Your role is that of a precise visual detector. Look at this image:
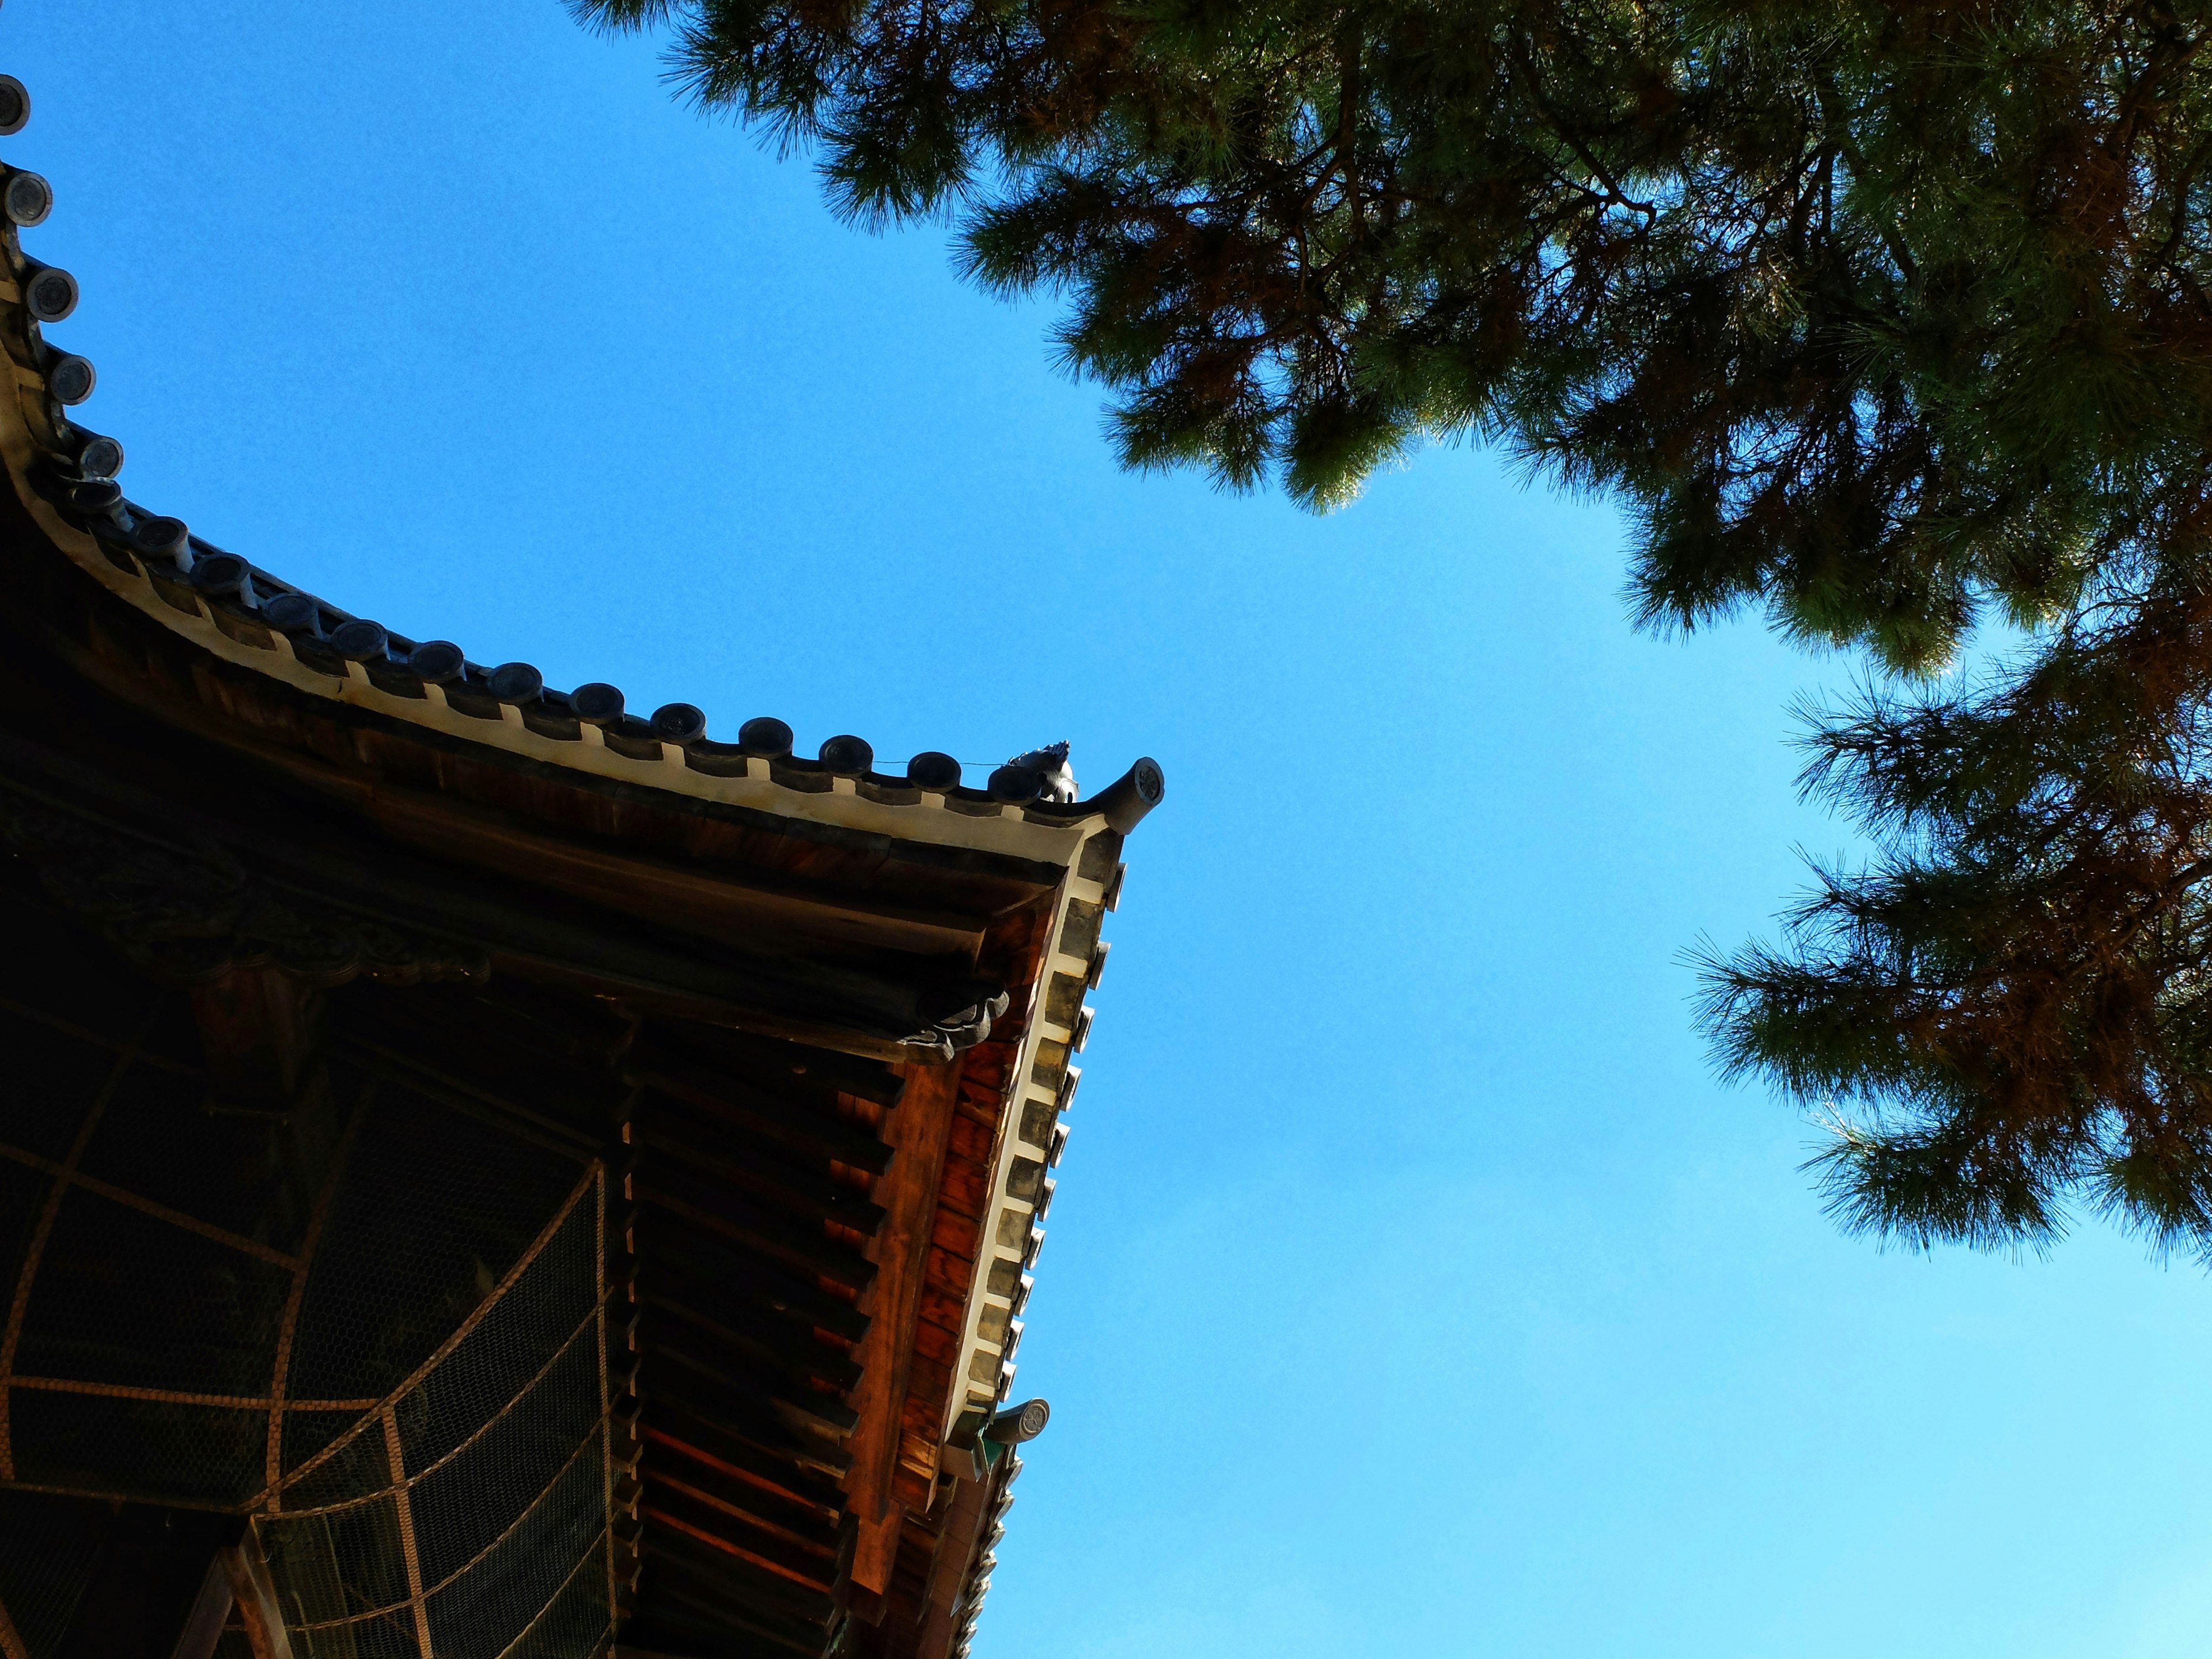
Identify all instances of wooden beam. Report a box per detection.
[626,1560,828,1656]
[166,1555,234,1659]
[647,1425,842,1528]
[350,779,995,963]
[641,1292,862,1393]
[639,1456,842,1561]
[647,1336,859,1442]
[646,1374,854,1481]
[643,1473,840,1586]
[628,1064,894,1175]
[639,1219,872,1343]
[641,1519,840,1622]
[0,728,1010,1065]
[632,1172,878,1294]
[188,966,325,1112]
[914,1475,991,1659]
[632,1122,887,1235]
[217,1534,295,1659]
[843,1056,964,1597]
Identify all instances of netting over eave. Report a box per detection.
[0,931,616,1659]
[254,1164,611,1659]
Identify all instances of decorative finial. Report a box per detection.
[1008,741,1075,802]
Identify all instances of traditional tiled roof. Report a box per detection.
[29,479,1161,842]
[0,69,1160,1658]
[0,73,1160,855]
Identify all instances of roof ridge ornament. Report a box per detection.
[1006,741,1075,803]
[943,1397,1050,1482]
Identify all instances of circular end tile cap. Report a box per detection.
[410,640,465,683]
[128,516,189,560]
[906,751,962,791]
[987,764,1043,804]
[651,702,707,744]
[330,619,390,662]
[4,169,51,228]
[24,264,75,323]
[819,734,873,776]
[262,593,321,636]
[571,681,624,724]
[48,354,93,406]
[738,717,793,759]
[0,78,30,138]
[69,479,121,516]
[74,434,123,480]
[488,662,544,703]
[190,553,250,597]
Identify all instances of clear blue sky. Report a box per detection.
[16,5,2212,1654]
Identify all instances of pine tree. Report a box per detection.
[1700,578,2212,1255]
[581,0,2212,671]
[581,0,2212,1250]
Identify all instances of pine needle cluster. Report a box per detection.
[579,0,2212,671]
[1703,578,2212,1255]
[578,0,2212,1252]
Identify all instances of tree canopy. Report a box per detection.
[580,0,2212,1255]
[1703,575,2212,1254]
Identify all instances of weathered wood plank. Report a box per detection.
[629,1066,893,1176]
[840,1057,963,1598]
[633,1168,877,1294]
[634,1120,887,1236]
[638,1219,870,1343]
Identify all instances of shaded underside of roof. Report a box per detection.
[0,78,1154,1659]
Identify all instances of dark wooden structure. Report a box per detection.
[0,72,1161,1659]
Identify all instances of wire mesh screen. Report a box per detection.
[257,1175,611,1658]
[0,1488,114,1656]
[0,971,615,1659]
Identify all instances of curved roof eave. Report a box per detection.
[0,112,1161,868]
